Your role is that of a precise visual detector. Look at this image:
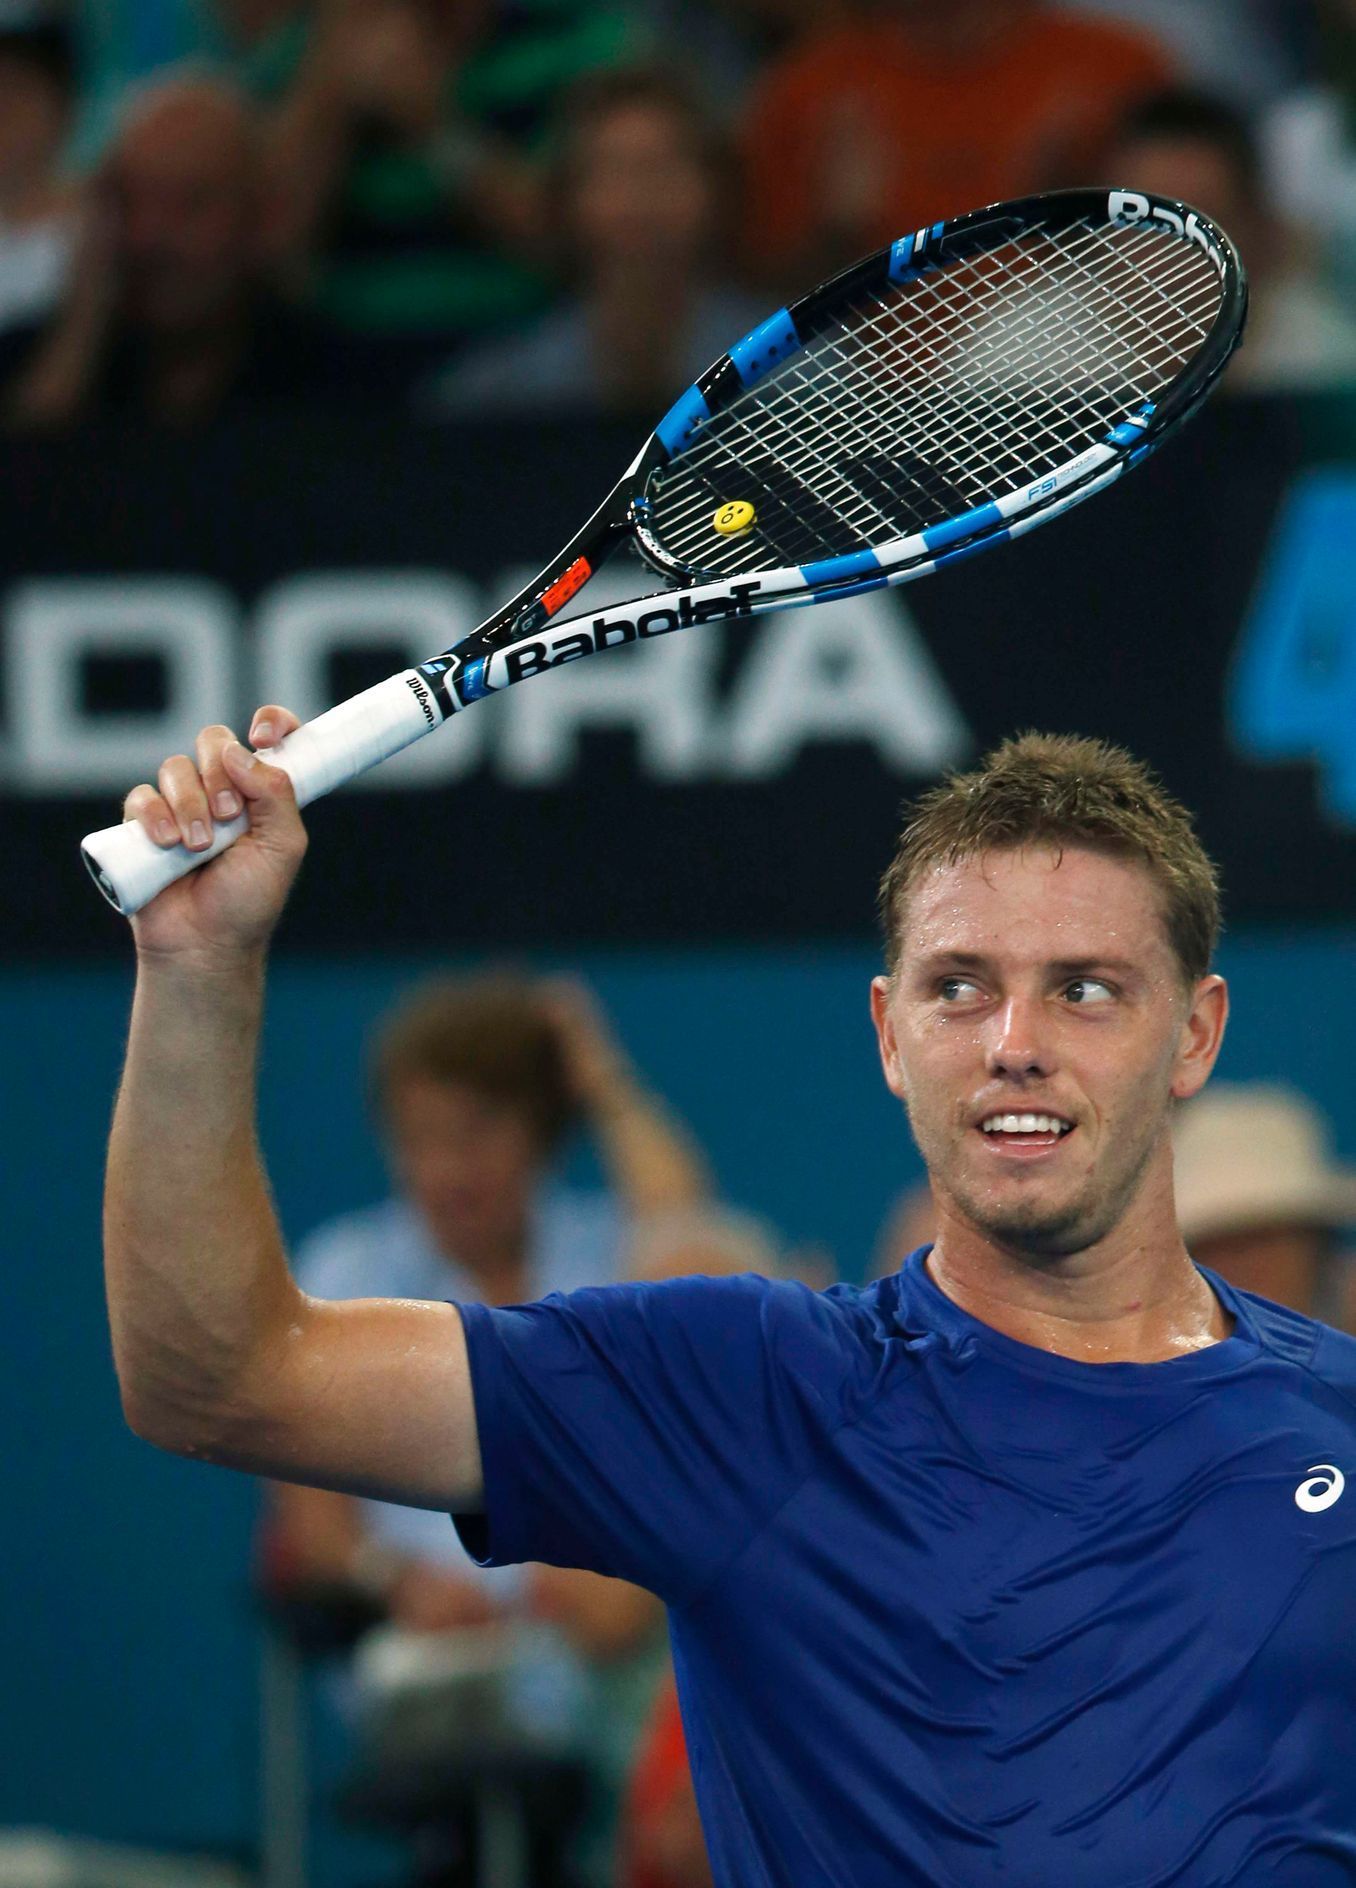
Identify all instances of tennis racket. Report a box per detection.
[83,186,1246,915]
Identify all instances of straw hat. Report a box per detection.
[1173,1084,1356,1243]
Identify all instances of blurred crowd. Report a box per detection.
[2,0,1356,429]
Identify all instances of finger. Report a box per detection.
[221,741,306,856]
[249,704,301,750]
[123,782,179,849]
[194,723,243,824]
[157,754,214,851]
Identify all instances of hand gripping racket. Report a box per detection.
[83,187,1246,914]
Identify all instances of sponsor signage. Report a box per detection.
[1,401,1352,955]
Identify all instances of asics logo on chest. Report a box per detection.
[1294,1464,1345,1513]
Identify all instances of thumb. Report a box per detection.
[222,740,302,843]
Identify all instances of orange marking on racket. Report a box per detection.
[541,556,593,616]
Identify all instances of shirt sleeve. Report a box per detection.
[452,1272,866,1609]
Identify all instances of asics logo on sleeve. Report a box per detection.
[1294,1464,1345,1513]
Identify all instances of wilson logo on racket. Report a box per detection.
[403,674,437,726]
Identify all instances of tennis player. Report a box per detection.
[107,716,1356,1886]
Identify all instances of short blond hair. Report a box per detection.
[878,732,1221,985]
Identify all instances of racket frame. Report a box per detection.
[424,189,1243,709]
[82,187,1246,915]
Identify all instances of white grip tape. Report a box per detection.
[81,670,440,915]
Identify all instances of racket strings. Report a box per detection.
[646,217,1223,577]
[657,222,1216,568]
[667,220,1218,554]
[843,231,1212,502]
[770,222,1213,500]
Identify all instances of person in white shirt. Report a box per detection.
[0,16,77,339]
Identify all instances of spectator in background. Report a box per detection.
[1264,0,1356,304]
[740,0,1171,291]
[631,0,851,111]
[5,74,358,427]
[1056,0,1304,110]
[619,1669,713,1888]
[1098,87,1356,393]
[66,0,224,163]
[268,972,710,1882]
[0,13,78,340]
[430,68,762,418]
[272,971,709,1613]
[268,0,640,378]
[212,0,310,102]
[1174,1083,1356,1326]
[629,1202,786,1282]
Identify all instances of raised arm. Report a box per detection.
[541,979,710,1222]
[105,710,482,1511]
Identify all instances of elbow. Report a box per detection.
[110,1289,306,1465]
[118,1378,218,1460]
[117,1366,262,1466]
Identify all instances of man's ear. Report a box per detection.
[1171,973,1228,1102]
[870,975,909,1102]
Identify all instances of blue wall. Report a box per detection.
[4,933,1354,1854]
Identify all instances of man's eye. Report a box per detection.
[1064,978,1114,1005]
[938,977,981,1001]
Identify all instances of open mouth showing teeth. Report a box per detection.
[978,1113,1075,1137]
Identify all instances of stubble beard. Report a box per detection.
[908,1097,1167,1262]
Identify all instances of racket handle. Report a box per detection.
[81,670,441,915]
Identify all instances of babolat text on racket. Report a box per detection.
[83,187,1246,914]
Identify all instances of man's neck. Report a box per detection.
[925,1211,1233,1364]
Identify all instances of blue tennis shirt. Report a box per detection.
[453,1250,1356,1885]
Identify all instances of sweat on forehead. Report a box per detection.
[877,733,1221,986]
[897,842,1179,975]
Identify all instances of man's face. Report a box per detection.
[384,1076,544,1269]
[571,102,713,276]
[871,846,1226,1260]
[109,104,257,333]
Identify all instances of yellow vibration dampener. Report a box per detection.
[713,500,757,536]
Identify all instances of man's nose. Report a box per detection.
[986,994,1055,1080]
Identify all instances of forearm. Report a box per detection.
[591,1079,710,1218]
[105,948,302,1453]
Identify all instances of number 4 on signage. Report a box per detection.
[1229,473,1356,823]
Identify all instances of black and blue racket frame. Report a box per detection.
[422,188,1246,717]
